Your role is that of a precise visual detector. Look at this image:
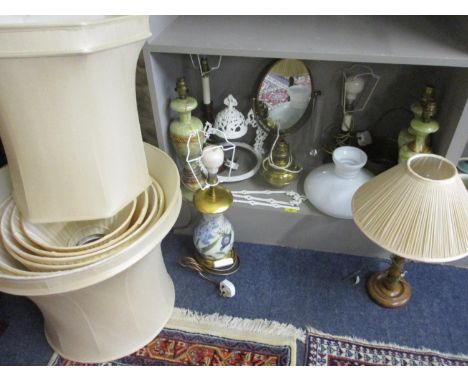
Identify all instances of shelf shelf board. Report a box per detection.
[147,16,468,67]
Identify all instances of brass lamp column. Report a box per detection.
[193,145,239,274]
[367,255,411,308]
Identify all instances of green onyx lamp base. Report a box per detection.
[181,186,195,203]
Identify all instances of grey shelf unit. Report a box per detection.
[144,15,468,265]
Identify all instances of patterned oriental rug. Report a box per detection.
[49,308,305,366]
[305,330,468,366]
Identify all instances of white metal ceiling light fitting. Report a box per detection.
[214,95,248,139]
[211,107,263,183]
[218,142,262,183]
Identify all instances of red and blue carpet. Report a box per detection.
[306,330,468,366]
[49,308,305,366]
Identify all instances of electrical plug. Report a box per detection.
[219,279,236,298]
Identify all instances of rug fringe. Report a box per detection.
[170,307,306,343]
[305,325,468,360]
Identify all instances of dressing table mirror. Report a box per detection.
[253,59,314,187]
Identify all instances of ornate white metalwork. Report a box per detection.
[232,189,307,211]
[214,95,247,139]
[246,108,268,156]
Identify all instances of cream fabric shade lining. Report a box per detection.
[352,154,468,263]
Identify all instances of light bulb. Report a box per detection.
[345,76,365,104]
[202,145,224,176]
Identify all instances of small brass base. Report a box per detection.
[260,160,300,187]
[195,249,240,276]
[260,135,300,187]
[367,271,412,308]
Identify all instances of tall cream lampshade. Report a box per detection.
[352,153,468,308]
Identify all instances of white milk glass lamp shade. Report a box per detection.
[304,146,372,219]
[352,154,468,263]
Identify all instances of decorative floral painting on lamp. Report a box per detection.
[194,213,234,261]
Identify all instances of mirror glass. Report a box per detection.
[257,59,312,133]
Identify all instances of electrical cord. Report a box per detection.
[179,256,219,285]
[369,107,412,133]
[324,107,413,155]
[179,256,237,297]
[341,258,393,285]
[263,126,303,174]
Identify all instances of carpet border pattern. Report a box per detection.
[305,329,468,366]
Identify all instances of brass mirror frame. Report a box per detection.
[252,59,315,137]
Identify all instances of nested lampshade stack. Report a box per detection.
[352,154,468,263]
[0,16,183,363]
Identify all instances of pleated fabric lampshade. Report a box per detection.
[352,154,468,263]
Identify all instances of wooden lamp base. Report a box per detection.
[367,255,412,308]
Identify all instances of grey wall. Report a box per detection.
[152,53,466,171]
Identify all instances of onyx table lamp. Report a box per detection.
[352,154,468,308]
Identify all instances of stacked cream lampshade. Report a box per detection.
[0,16,182,363]
[0,143,172,274]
